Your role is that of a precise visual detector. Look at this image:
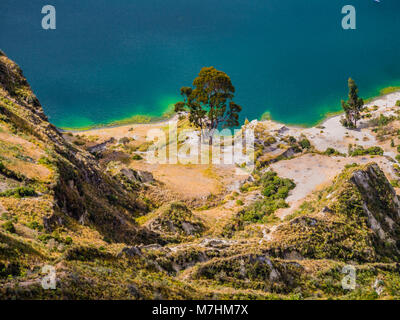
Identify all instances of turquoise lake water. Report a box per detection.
[1,0,400,128]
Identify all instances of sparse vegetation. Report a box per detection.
[0,186,36,198]
[2,51,400,300]
[324,147,345,157]
[299,138,311,150]
[132,154,143,160]
[223,171,295,233]
[369,114,396,127]
[348,145,384,157]
[2,221,16,233]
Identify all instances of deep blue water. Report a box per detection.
[1,0,400,128]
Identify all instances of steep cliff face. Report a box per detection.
[350,164,400,251]
[0,52,156,244]
[328,163,400,262]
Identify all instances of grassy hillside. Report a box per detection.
[1,52,400,300]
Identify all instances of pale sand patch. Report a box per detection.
[130,160,247,200]
[74,116,178,143]
[0,129,52,181]
[300,115,377,154]
[260,92,400,155]
[197,190,260,235]
[7,160,52,181]
[0,131,46,160]
[198,205,236,233]
[367,91,400,114]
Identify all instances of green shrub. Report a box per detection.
[265,136,277,145]
[27,221,43,231]
[396,100,400,107]
[345,163,359,169]
[299,138,311,149]
[64,245,113,262]
[2,221,16,233]
[369,114,395,127]
[0,187,36,198]
[259,171,295,199]
[234,171,296,224]
[64,236,73,245]
[324,148,345,157]
[390,180,400,188]
[236,199,243,206]
[132,154,143,160]
[37,157,52,166]
[349,145,384,157]
[37,234,56,243]
[288,136,297,144]
[340,118,354,129]
[107,194,118,204]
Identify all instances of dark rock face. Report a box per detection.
[137,171,155,183]
[351,164,400,236]
[88,138,116,153]
[42,214,64,232]
[118,246,142,258]
[322,206,333,214]
[145,202,205,242]
[127,284,142,299]
[120,168,154,184]
[201,238,235,249]
[350,164,400,258]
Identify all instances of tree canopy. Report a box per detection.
[341,78,364,128]
[174,67,242,143]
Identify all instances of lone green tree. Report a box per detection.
[341,78,364,128]
[174,67,242,144]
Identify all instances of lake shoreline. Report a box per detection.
[60,87,400,134]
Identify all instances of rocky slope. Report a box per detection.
[1,51,400,299]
